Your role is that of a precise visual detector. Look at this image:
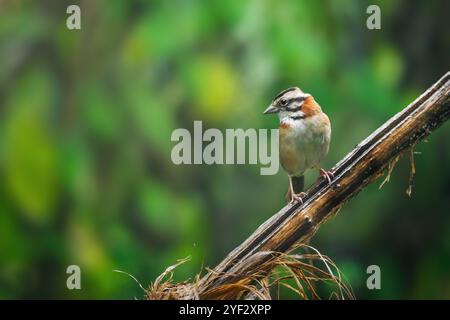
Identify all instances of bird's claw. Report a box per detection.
[320,168,334,185]
[290,192,307,204]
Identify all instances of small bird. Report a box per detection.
[264,87,332,203]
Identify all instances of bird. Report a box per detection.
[264,87,332,203]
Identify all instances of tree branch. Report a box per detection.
[193,72,450,299]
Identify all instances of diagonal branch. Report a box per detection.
[195,71,450,299]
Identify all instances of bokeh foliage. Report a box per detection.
[0,0,449,299]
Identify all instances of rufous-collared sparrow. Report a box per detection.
[264,87,332,203]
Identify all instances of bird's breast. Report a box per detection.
[279,114,331,176]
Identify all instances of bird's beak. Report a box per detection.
[263,104,278,114]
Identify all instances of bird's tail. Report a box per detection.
[292,175,305,194]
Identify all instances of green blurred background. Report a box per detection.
[0,0,449,299]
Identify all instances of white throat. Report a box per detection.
[279,110,305,126]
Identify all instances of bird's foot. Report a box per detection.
[320,168,334,185]
[290,192,307,205]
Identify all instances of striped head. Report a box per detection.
[263,87,321,121]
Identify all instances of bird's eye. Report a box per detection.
[280,99,288,107]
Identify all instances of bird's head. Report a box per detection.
[264,87,321,121]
